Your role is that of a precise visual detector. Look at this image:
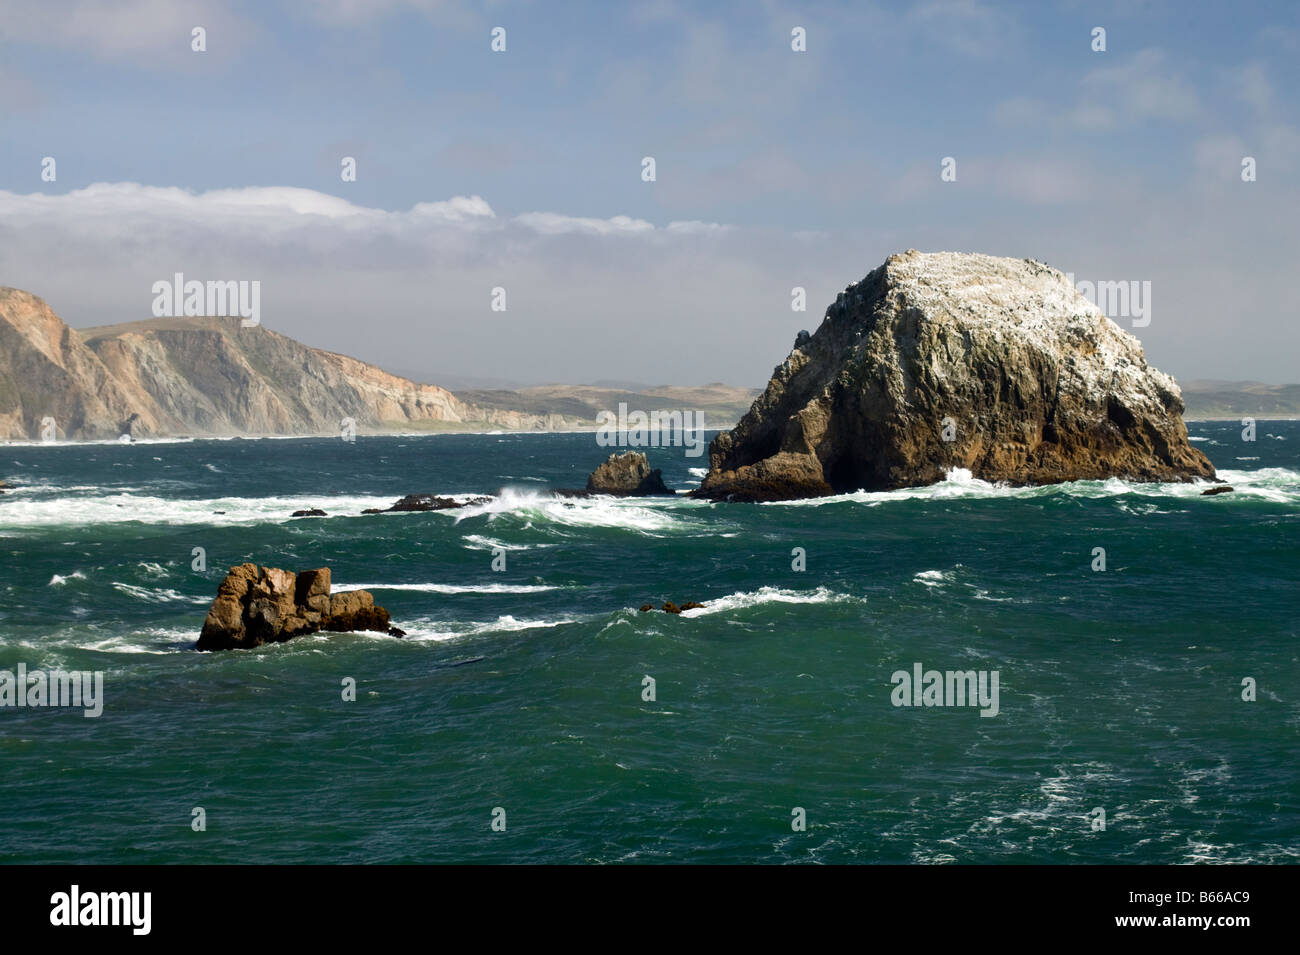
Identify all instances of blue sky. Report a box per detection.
[1,0,1297,386]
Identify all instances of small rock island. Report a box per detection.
[198,564,402,651]
[694,250,1216,501]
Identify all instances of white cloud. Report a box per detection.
[1229,62,1274,113]
[995,49,1199,132]
[513,212,654,236]
[0,182,859,386]
[0,0,254,63]
[906,0,1016,57]
[1079,48,1199,123]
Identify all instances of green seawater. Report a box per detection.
[0,423,1296,863]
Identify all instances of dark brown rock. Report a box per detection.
[1201,485,1234,495]
[693,251,1215,501]
[197,564,396,651]
[586,451,673,496]
[291,508,327,517]
[385,494,491,512]
[679,601,706,611]
[662,602,682,614]
[638,603,654,612]
[325,589,391,632]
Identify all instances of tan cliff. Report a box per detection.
[0,288,574,440]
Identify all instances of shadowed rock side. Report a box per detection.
[586,451,673,495]
[197,564,400,650]
[694,251,1215,501]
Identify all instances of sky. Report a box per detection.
[0,0,1297,388]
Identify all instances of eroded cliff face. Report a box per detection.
[0,288,568,439]
[695,251,1215,501]
[0,289,160,440]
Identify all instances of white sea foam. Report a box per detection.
[333,582,562,594]
[761,466,1300,506]
[453,487,699,535]
[460,533,557,552]
[0,492,400,529]
[48,571,87,586]
[913,569,955,587]
[678,585,860,616]
[392,614,585,642]
[111,582,209,604]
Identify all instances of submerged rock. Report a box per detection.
[197,564,396,651]
[291,508,327,517]
[385,494,490,512]
[1201,485,1234,495]
[586,451,673,496]
[643,601,706,614]
[694,251,1215,501]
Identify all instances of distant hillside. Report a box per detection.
[1181,380,1300,419]
[0,288,569,440]
[455,383,761,430]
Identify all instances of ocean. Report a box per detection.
[1,422,1296,864]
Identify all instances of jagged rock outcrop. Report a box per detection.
[695,251,1215,501]
[197,564,398,650]
[0,288,574,439]
[586,451,673,495]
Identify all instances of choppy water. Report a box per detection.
[1,422,1296,863]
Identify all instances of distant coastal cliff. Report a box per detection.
[0,288,577,439]
[0,288,760,440]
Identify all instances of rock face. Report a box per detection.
[586,451,673,495]
[695,251,1215,501]
[0,289,160,440]
[0,287,576,439]
[197,564,395,651]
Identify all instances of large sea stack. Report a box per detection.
[695,251,1215,501]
